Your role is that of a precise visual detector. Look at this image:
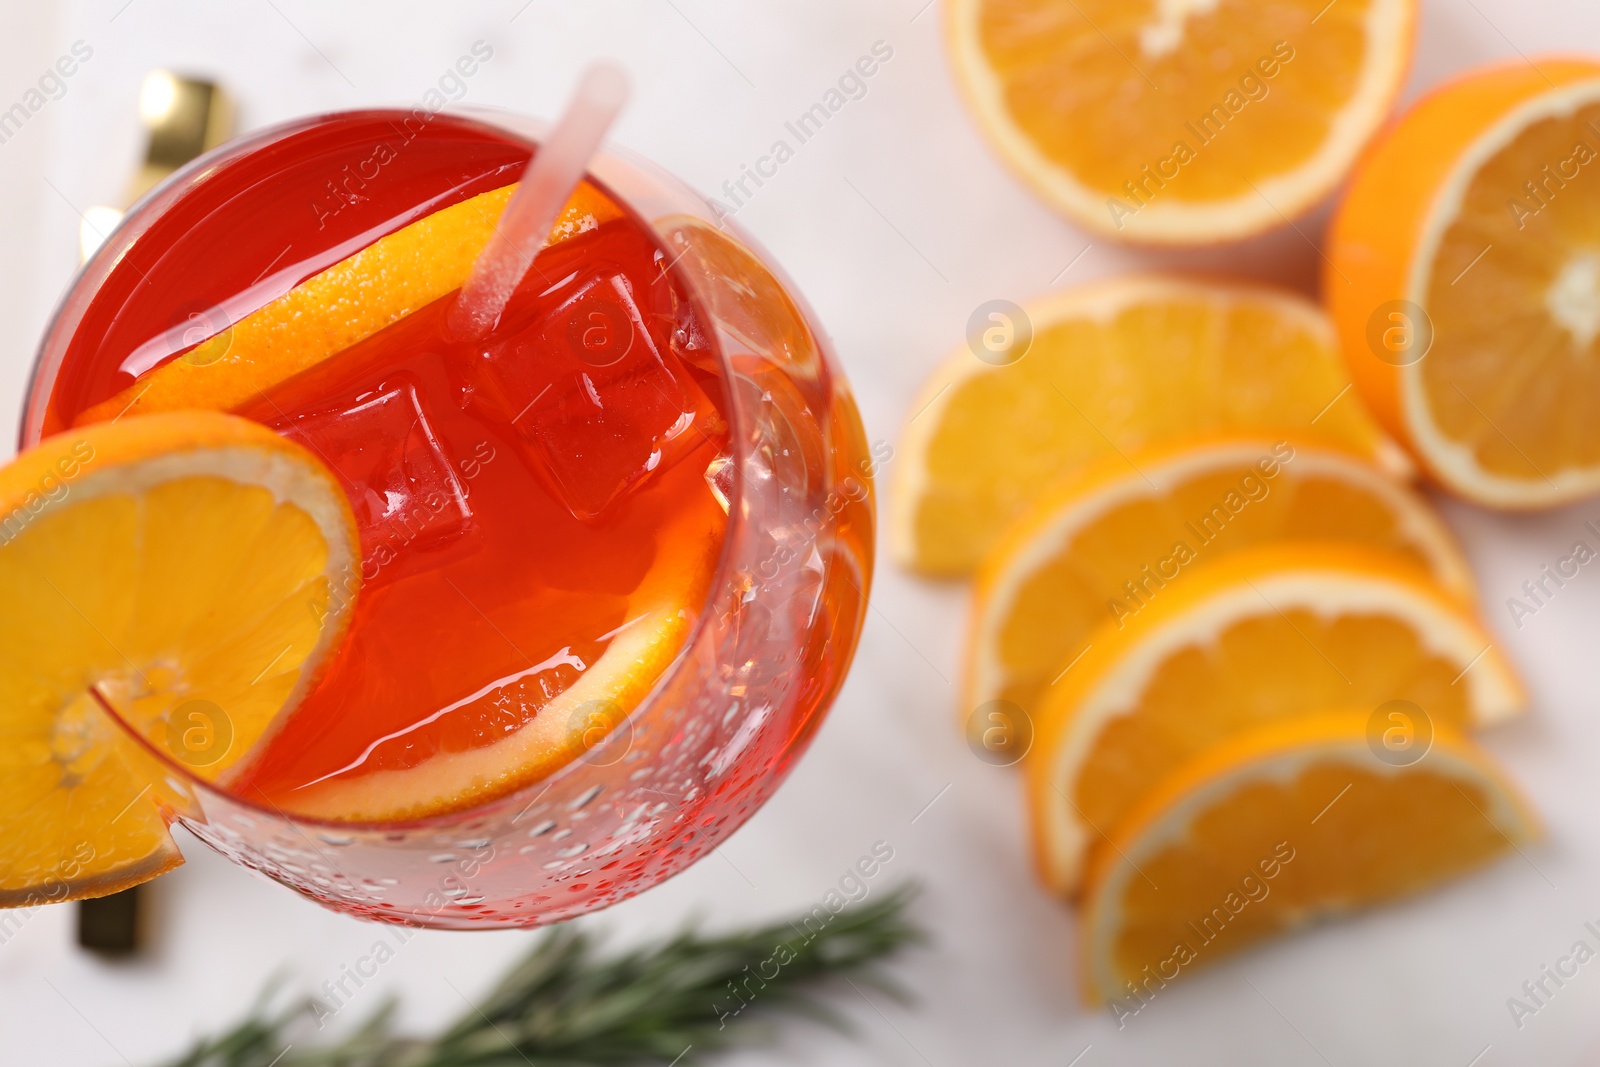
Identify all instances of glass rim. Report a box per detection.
[22,104,776,834]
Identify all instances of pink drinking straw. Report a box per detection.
[449,62,631,340]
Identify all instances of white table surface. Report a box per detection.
[3,2,1600,1064]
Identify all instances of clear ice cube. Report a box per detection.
[281,375,473,567]
[461,268,709,520]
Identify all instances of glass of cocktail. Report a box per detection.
[10,91,873,927]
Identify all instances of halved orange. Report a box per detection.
[1025,543,1523,895]
[1329,58,1600,507]
[0,413,357,904]
[946,0,1417,244]
[894,276,1404,575]
[1079,712,1537,1006]
[78,181,622,424]
[968,437,1472,751]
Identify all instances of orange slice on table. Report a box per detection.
[0,413,358,904]
[78,181,622,424]
[1079,712,1537,1006]
[967,437,1472,755]
[1329,58,1600,508]
[945,0,1417,244]
[893,276,1404,576]
[1024,543,1523,896]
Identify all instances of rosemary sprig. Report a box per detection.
[152,885,922,1067]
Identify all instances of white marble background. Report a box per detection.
[2,2,1600,1064]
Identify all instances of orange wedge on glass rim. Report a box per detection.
[966,436,1473,756]
[78,180,622,424]
[1329,57,1600,507]
[1079,712,1537,1007]
[0,412,358,904]
[1024,543,1524,896]
[945,0,1418,244]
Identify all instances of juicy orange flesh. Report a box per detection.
[994,465,1446,714]
[1423,98,1600,479]
[914,295,1381,572]
[0,685,179,905]
[976,0,1373,200]
[1107,760,1509,983]
[0,476,333,897]
[1075,609,1473,839]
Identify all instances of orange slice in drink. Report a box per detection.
[78,181,622,424]
[0,413,358,904]
[658,217,822,377]
[267,486,723,823]
[967,437,1472,755]
[894,276,1403,575]
[945,0,1417,244]
[1079,713,1537,1006]
[1329,58,1600,507]
[1025,543,1523,895]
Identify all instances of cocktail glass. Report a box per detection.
[21,106,874,928]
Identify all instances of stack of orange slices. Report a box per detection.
[916,0,1590,1009]
[896,276,1537,1004]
